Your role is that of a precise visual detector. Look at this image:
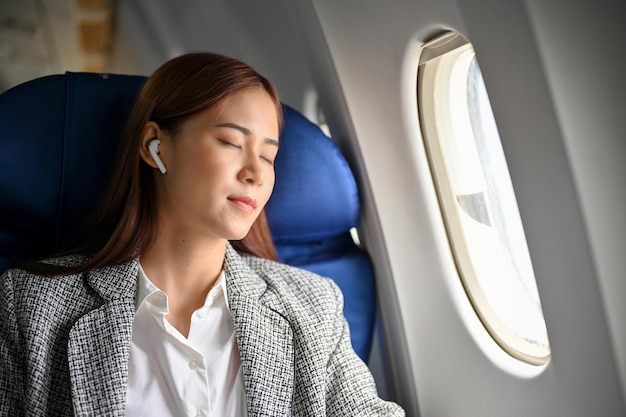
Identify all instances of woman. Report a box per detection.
[0,52,404,416]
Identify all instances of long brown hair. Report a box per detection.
[27,52,282,275]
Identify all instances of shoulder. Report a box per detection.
[238,254,345,337]
[2,253,86,277]
[241,253,342,307]
[1,254,96,308]
[2,253,90,278]
[239,254,346,357]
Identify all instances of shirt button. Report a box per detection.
[196,310,207,319]
[195,410,206,417]
[188,357,201,370]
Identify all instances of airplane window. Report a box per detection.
[418,32,550,365]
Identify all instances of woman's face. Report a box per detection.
[147,87,280,242]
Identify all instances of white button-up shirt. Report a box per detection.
[125,264,248,417]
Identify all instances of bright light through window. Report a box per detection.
[418,32,550,365]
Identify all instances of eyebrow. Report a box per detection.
[215,122,279,147]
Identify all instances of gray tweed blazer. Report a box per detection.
[0,244,404,416]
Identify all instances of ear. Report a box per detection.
[139,121,166,170]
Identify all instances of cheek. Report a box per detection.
[261,171,276,199]
[189,149,230,176]
[168,155,224,198]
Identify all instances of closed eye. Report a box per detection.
[217,138,242,149]
[261,155,275,165]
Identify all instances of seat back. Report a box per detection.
[0,72,376,361]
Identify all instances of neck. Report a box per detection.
[141,231,227,324]
[140,234,227,294]
[139,229,228,337]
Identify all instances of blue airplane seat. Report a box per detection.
[0,72,376,362]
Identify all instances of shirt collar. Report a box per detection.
[135,263,229,311]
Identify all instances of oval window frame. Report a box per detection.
[418,31,551,365]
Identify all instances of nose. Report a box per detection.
[237,154,265,185]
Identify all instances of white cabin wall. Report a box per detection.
[288,0,625,415]
[524,1,626,403]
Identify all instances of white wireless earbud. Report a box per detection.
[148,139,167,174]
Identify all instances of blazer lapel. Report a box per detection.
[225,245,295,417]
[67,260,138,416]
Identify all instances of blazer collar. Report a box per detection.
[85,258,139,302]
[224,244,295,416]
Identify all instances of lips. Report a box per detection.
[227,196,257,212]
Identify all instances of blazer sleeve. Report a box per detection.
[0,269,25,416]
[324,279,405,417]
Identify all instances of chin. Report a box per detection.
[227,228,252,242]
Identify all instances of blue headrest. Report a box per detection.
[266,106,360,243]
[0,72,146,270]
